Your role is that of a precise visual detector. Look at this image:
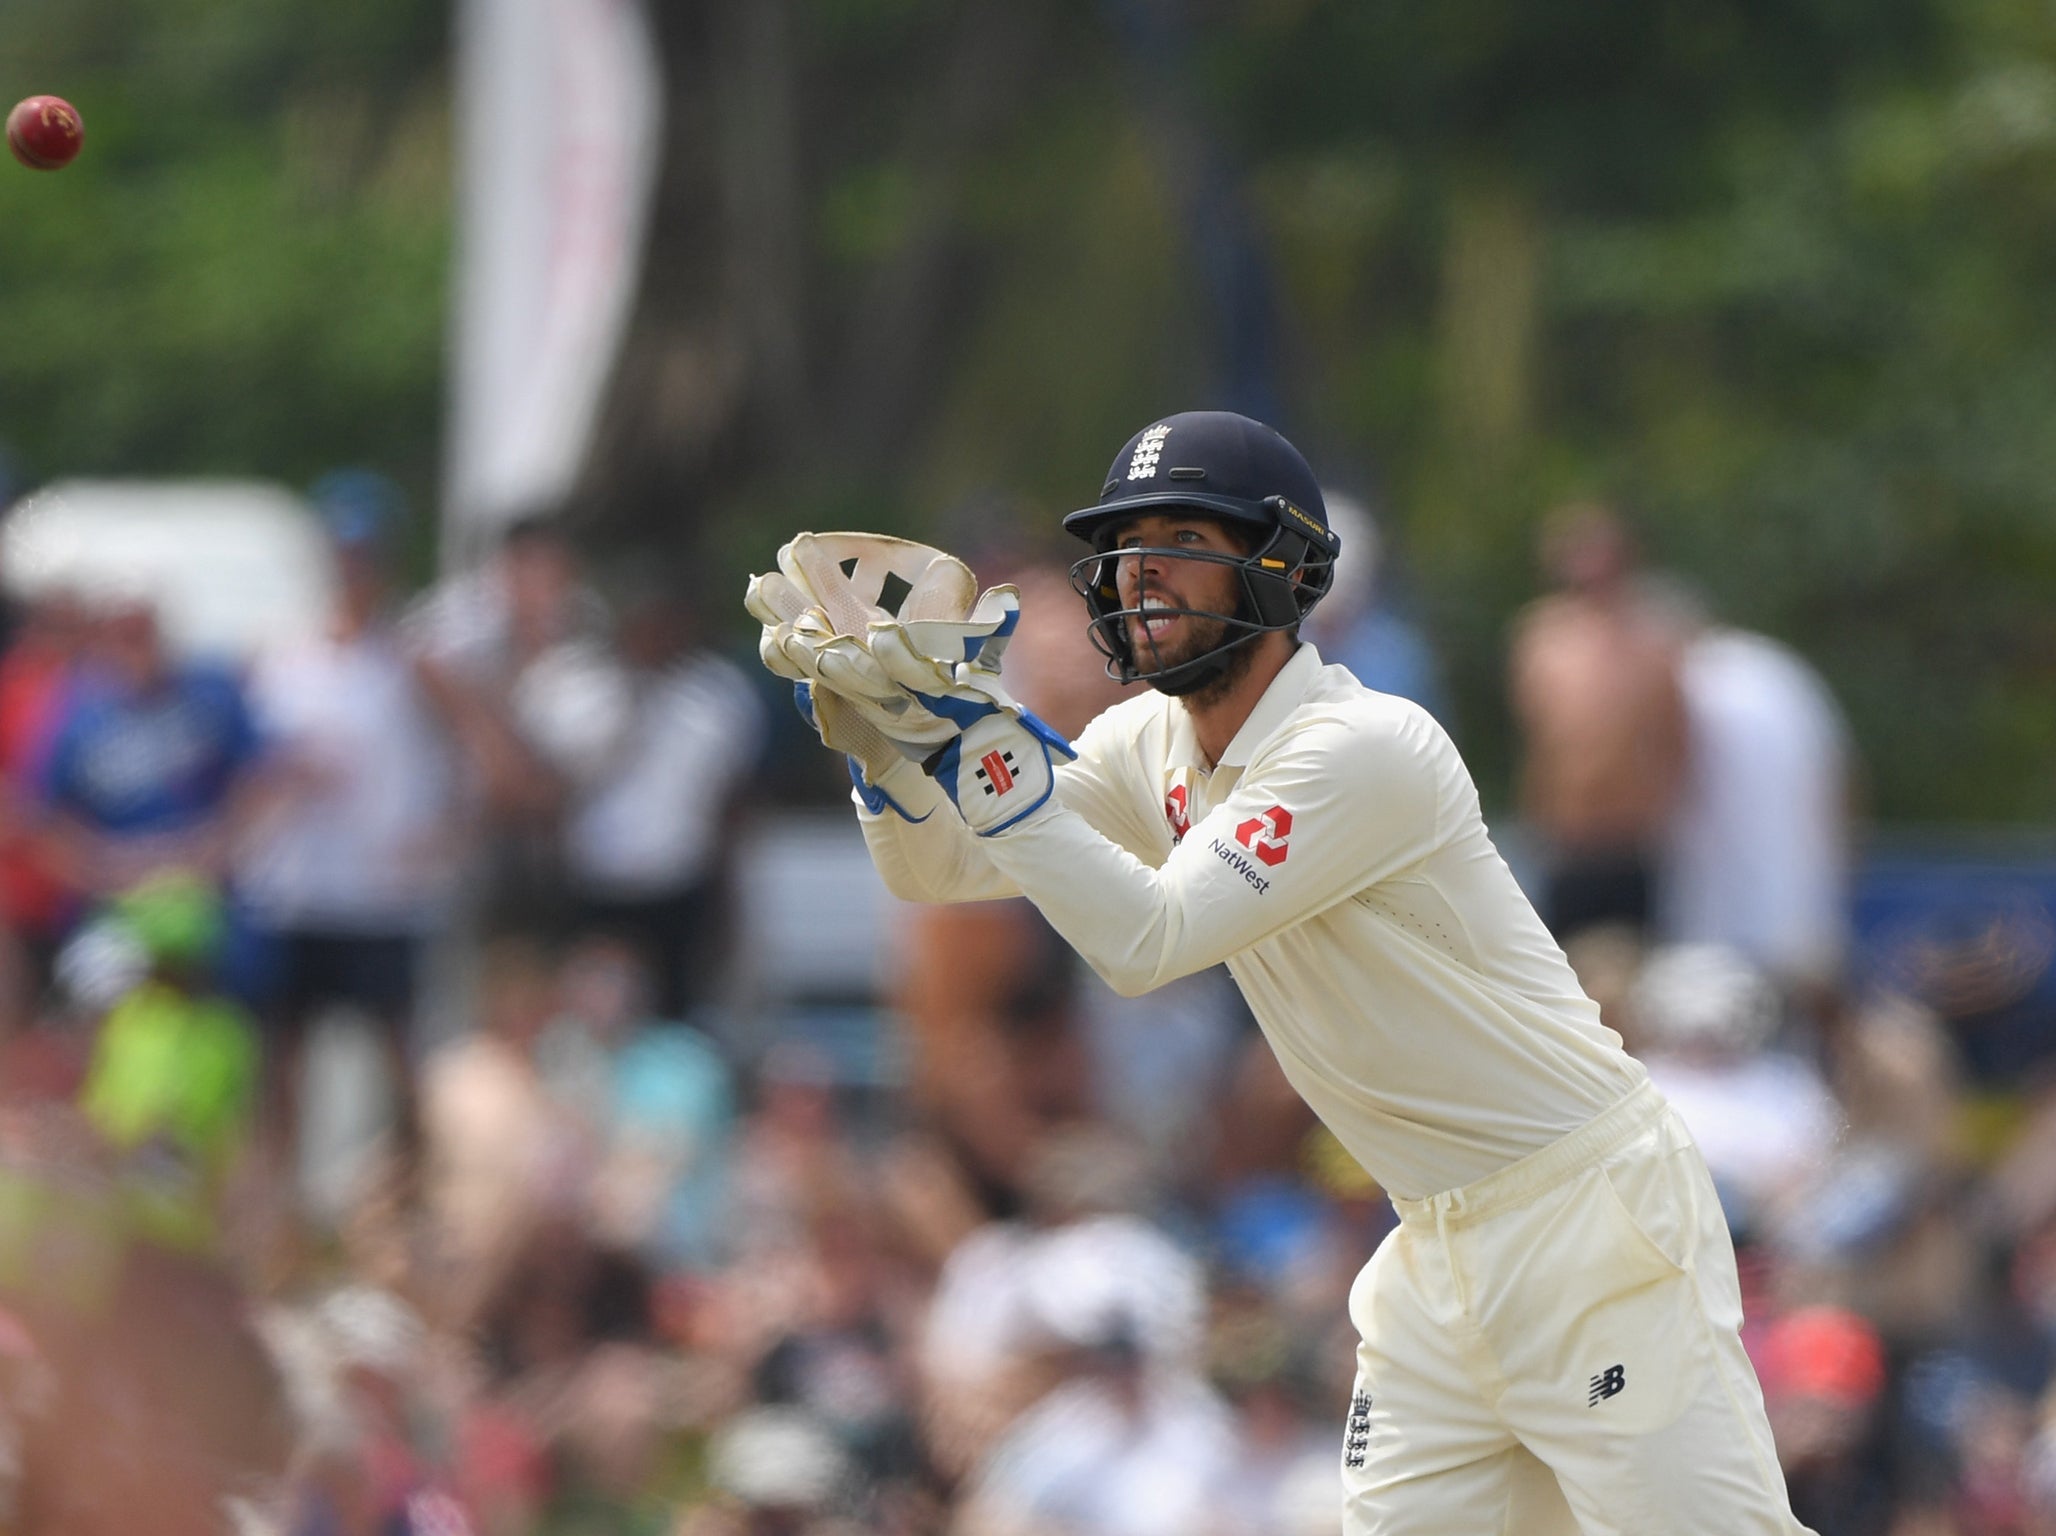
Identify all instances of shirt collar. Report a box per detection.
[1213,642,1325,769]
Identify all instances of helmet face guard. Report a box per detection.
[1067,508,1337,695]
[1062,412,1342,695]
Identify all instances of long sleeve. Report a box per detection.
[854,701,1170,906]
[974,706,1453,996]
[855,759,1018,903]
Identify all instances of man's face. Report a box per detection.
[99,603,165,688]
[1540,506,1632,594]
[1109,512,1246,676]
[501,536,577,639]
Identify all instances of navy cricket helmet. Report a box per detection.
[1063,411,1341,695]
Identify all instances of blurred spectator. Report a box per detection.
[75,874,260,1257]
[1205,1294,1343,1536]
[1756,1305,1892,1536]
[1507,501,1690,942]
[722,1044,876,1291]
[920,1125,1205,1482]
[746,1201,927,1502]
[238,475,460,1185]
[0,589,90,983]
[563,571,766,1020]
[1073,967,1248,1176]
[952,1313,1238,1536]
[888,551,1134,1208]
[1626,944,1841,1238]
[407,515,626,928]
[1660,610,1855,998]
[1305,493,1449,725]
[275,1285,483,1536]
[890,897,1095,1214]
[534,933,737,1271]
[687,1406,861,1536]
[529,1340,698,1534]
[22,875,293,1526]
[39,586,268,906]
[418,935,581,1325]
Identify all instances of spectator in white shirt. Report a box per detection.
[564,570,765,1020]
[239,474,459,1172]
[1660,616,1855,997]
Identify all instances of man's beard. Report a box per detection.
[1127,608,1258,702]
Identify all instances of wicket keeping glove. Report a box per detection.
[745,532,1002,817]
[792,680,933,821]
[867,619,1077,837]
[745,531,972,686]
[747,532,1020,754]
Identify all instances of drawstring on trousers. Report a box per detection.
[1433,1190,1470,1316]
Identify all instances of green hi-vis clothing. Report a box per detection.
[79,981,258,1251]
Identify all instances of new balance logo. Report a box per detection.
[975,748,1018,797]
[1588,1364,1625,1405]
[1343,1389,1372,1469]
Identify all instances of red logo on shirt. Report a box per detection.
[979,748,1016,795]
[1165,784,1191,843]
[1234,805,1292,866]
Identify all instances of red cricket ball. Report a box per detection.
[7,95,84,171]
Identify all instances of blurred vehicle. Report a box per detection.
[0,479,334,663]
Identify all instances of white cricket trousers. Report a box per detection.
[1341,1080,1815,1536]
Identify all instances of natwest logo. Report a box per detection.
[1165,783,1192,843]
[1233,805,1292,866]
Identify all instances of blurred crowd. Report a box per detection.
[0,478,2050,1536]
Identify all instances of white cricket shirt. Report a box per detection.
[859,644,1646,1200]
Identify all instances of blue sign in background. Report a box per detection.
[1852,841,2056,1086]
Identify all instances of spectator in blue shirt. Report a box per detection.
[40,591,266,902]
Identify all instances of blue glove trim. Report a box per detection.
[905,685,1003,732]
[1017,708,1079,763]
[847,755,930,822]
[926,737,966,810]
[966,608,1020,667]
[923,711,1076,837]
[802,684,929,822]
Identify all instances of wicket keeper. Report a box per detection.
[748,410,1813,1535]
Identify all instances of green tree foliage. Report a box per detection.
[644,0,2056,820]
[5,0,2053,820]
[1212,0,2056,818]
[0,0,449,507]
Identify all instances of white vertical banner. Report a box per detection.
[444,0,664,554]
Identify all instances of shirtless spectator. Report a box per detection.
[1507,501,1690,943]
